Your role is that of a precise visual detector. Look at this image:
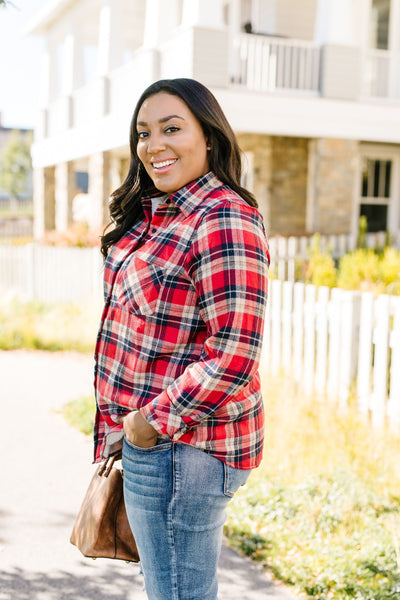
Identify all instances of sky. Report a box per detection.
[0,0,49,129]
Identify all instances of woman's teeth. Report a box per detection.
[153,159,177,169]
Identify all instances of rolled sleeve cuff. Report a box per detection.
[139,389,186,439]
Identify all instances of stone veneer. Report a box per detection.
[238,133,308,235]
[238,134,359,236]
[308,138,359,234]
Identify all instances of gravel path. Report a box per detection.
[0,350,296,600]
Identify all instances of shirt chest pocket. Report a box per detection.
[117,255,194,318]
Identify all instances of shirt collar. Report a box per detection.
[166,172,224,217]
[142,172,223,218]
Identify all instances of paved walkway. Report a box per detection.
[0,350,296,600]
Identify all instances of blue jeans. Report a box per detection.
[122,437,250,600]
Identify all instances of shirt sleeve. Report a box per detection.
[139,201,270,438]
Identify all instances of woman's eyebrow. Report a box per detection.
[137,114,185,127]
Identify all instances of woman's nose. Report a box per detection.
[147,133,166,154]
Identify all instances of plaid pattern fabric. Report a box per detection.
[94,172,269,469]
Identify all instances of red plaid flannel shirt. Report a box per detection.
[94,172,269,468]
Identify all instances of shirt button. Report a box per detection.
[151,228,156,233]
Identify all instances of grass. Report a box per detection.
[62,374,400,599]
[0,298,100,352]
[225,375,400,599]
[63,394,96,436]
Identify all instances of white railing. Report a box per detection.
[0,244,104,304]
[262,280,400,428]
[362,49,400,100]
[234,34,321,94]
[269,231,396,281]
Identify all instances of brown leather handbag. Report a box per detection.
[70,455,139,562]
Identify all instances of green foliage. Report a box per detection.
[301,233,400,295]
[337,249,382,292]
[226,474,400,599]
[337,247,400,295]
[0,299,100,352]
[0,130,32,200]
[357,215,368,249]
[305,234,337,288]
[63,394,96,436]
[225,376,400,599]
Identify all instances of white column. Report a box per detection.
[39,35,58,106]
[62,23,84,95]
[143,0,182,47]
[314,0,357,45]
[97,0,125,75]
[228,0,242,82]
[182,0,225,29]
[55,162,75,232]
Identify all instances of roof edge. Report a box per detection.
[24,0,74,35]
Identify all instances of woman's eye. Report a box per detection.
[165,126,180,134]
[137,131,148,139]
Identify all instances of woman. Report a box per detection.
[94,78,269,600]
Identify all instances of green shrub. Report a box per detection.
[305,234,337,288]
[337,249,382,292]
[0,299,100,352]
[224,375,400,600]
[379,247,400,287]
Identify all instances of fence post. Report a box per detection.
[338,291,360,410]
[26,243,36,301]
[327,288,341,400]
[388,297,400,428]
[357,292,374,417]
[315,286,330,398]
[281,281,293,371]
[287,237,297,282]
[303,284,316,395]
[293,282,305,383]
[270,280,282,375]
[371,294,390,427]
[277,238,287,280]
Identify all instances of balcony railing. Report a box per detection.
[362,49,400,100]
[233,34,321,94]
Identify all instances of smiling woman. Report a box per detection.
[136,93,210,194]
[93,78,270,600]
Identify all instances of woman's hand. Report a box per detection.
[115,411,159,448]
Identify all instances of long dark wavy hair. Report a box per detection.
[100,78,257,258]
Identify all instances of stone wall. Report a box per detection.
[270,136,308,235]
[308,138,359,234]
[237,133,271,229]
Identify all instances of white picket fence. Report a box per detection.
[269,231,396,281]
[262,280,400,428]
[1,243,399,428]
[0,244,104,303]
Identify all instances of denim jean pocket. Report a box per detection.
[123,435,172,453]
[223,463,251,498]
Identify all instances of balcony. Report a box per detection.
[362,49,400,100]
[232,34,321,95]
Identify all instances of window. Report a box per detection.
[359,157,392,232]
[76,172,89,193]
[370,0,391,50]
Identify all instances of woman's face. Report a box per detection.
[136,92,210,194]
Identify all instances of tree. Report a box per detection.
[0,130,32,211]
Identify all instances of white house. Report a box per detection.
[26,0,400,242]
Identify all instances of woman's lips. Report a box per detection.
[152,158,178,172]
